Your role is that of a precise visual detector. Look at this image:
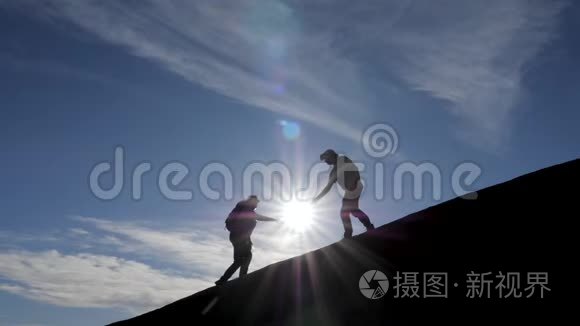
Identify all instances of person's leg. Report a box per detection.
[216,241,243,284]
[341,198,353,238]
[218,261,241,284]
[239,253,252,276]
[346,194,374,231]
[239,240,252,276]
[352,208,374,230]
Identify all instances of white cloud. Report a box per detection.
[0,216,331,311]
[0,250,208,312]
[72,216,327,275]
[0,231,59,246]
[68,228,90,236]
[72,216,232,277]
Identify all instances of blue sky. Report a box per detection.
[0,1,579,325]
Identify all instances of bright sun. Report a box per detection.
[281,201,314,231]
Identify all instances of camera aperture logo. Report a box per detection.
[359,270,389,299]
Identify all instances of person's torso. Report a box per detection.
[228,202,257,239]
[332,155,361,191]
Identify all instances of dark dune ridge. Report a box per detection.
[110,159,578,325]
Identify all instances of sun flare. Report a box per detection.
[281,201,314,231]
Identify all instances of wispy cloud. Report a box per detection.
[71,217,311,272]
[2,0,369,141]
[381,0,566,148]
[71,216,233,277]
[0,230,59,247]
[2,0,564,148]
[293,0,565,148]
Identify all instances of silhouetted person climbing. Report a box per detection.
[313,149,374,238]
[215,195,277,285]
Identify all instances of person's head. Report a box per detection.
[320,149,338,165]
[245,195,260,209]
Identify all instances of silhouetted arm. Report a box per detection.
[312,173,337,202]
[256,214,278,222]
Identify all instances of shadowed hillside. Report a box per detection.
[110,159,578,325]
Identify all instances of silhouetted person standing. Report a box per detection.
[216,195,277,285]
[313,149,374,238]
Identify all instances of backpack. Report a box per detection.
[224,212,256,234]
[225,215,236,232]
